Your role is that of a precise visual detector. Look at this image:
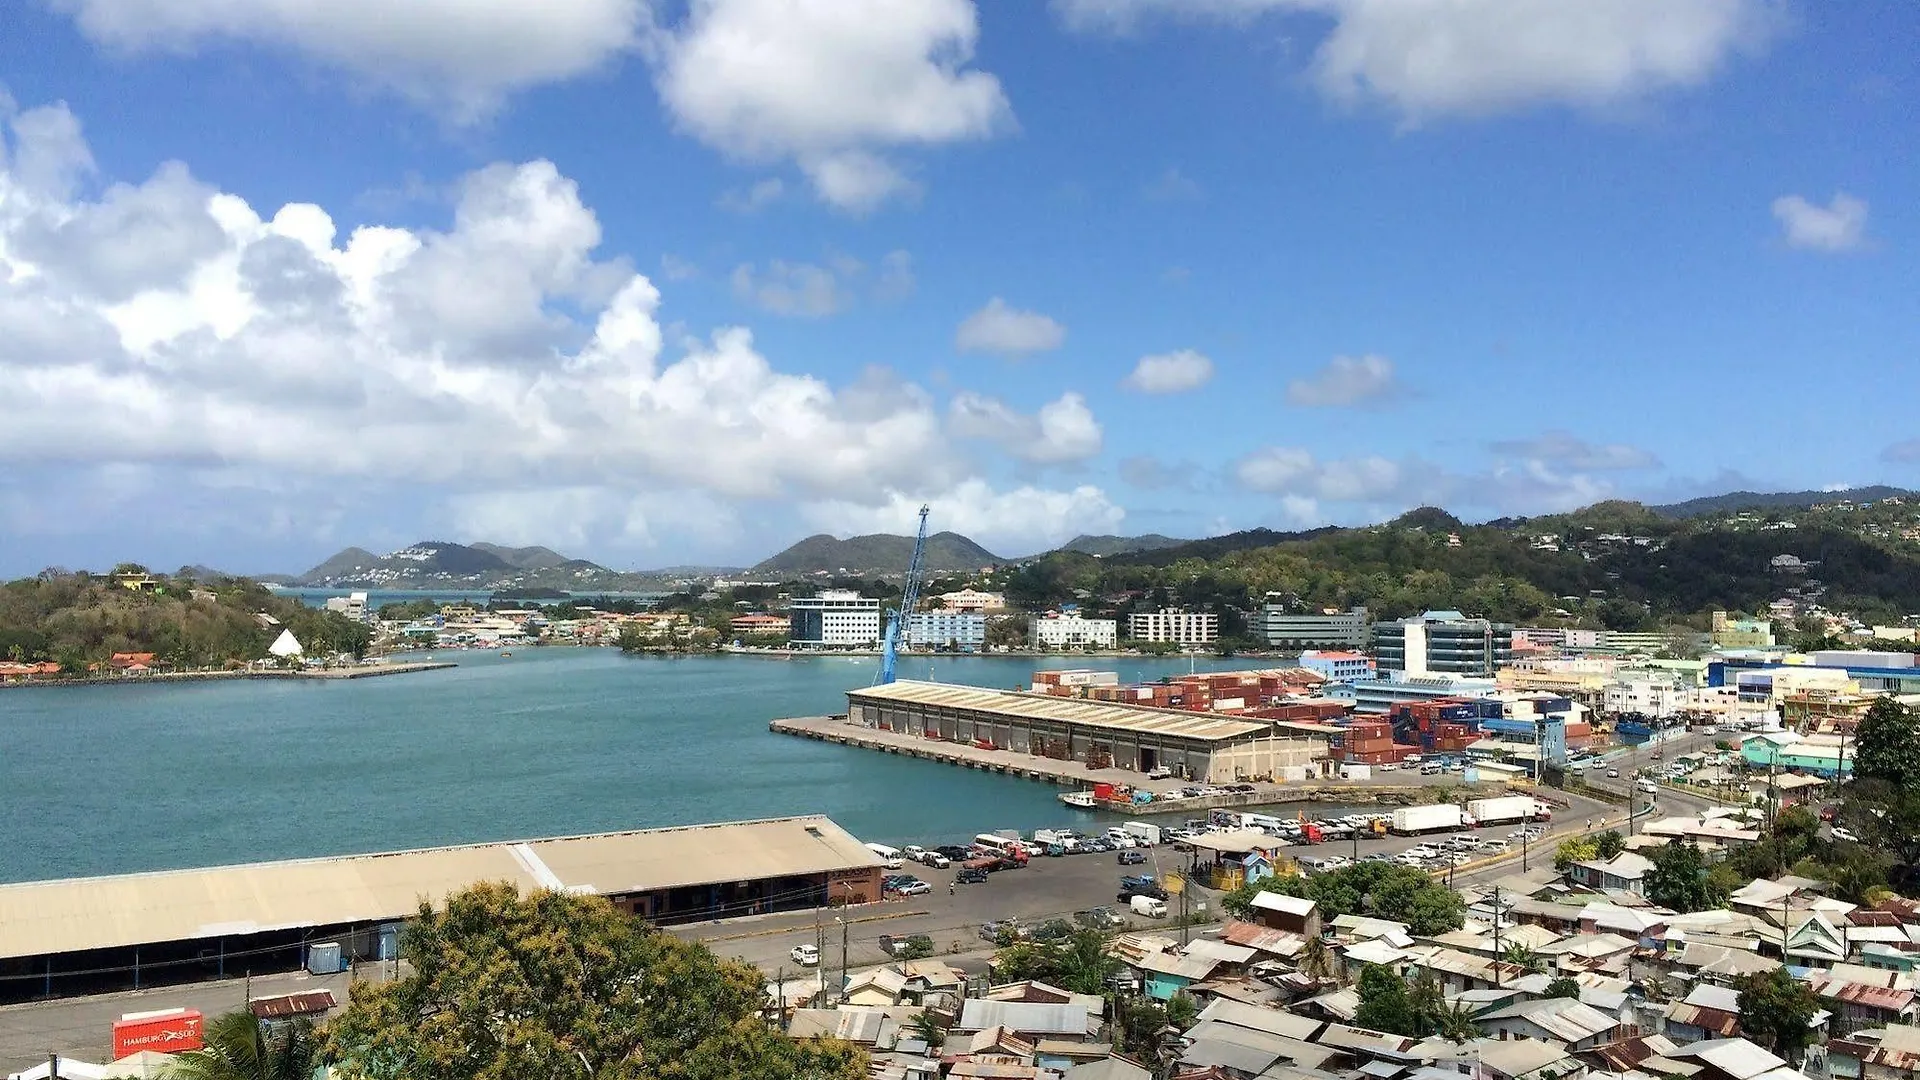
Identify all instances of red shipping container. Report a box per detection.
[1092,782,1116,800]
[114,1009,204,1059]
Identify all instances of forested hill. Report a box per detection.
[0,570,370,670]
[1006,502,1920,628]
[752,531,1005,575]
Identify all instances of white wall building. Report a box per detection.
[323,591,370,622]
[788,590,882,648]
[1031,613,1118,649]
[1603,678,1692,718]
[1127,609,1218,646]
[905,611,986,650]
[935,589,1005,612]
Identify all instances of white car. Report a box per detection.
[1636,780,1657,794]
[919,852,951,869]
[790,944,820,966]
[896,879,931,896]
[1832,826,1861,843]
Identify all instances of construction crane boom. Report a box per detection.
[876,505,931,685]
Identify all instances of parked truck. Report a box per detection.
[1122,821,1162,846]
[1467,796,1545,828]
[1391,803,1465,835]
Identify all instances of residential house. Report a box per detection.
[1476,998,1622,1052]
[1472,1037,1587,1080]
[1251,893,1322,937]
[843,967,911,1007]
[1786,912,1851,967]
[1665,983,1744,1042]
[956,998,1101,1043]
[1566,853,1652,896]
[1064,1057,1153,1080]
[1825,1022,1920,1080]
[1802,965,1919,1037]
[1580,1033,1685,1076]
[1664,1038,1806,1080]
[1134,949,1223,1001]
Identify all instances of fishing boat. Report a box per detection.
[1059,791,1097,808]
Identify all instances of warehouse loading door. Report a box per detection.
[1140,747,1158,773]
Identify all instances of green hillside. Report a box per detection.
[752,531,1005,576]
[0,568,371,670]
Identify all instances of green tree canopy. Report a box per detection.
[1554,836,1597,873]
[1645,842,1725,913]
[1354,964,1417,1037]
[1259,863,1464,935]
[1854,697,1920,788]
[1593,830,1626,860]
[1542,977,1582,999]
[168,1010,317,1080]
[1736,968,1820,1064]
[320,883,865,1080]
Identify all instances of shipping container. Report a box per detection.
[1465,796,1537,827]
[1391,804,1465,835]
[113,1009,204,1059]
[1122,821,1162,846]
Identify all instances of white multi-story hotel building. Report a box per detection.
[1031,613,1118,649]
[788,590,882,648]
[1126,609,1219,646]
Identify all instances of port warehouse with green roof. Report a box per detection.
[0,816,883,1003]
[845,681,1328,783]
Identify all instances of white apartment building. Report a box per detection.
[788,590,882,648]
[1603,678,1692,718]
[1126,609,1218,646]
[1031,613,1118,649]
[323,591,370,622]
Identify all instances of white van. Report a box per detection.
[864,842,904,870]
[1130,895,1169,918]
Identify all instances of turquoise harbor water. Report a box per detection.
[0,650,1263,883]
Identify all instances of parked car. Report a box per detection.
[1606,768,1621,778]
[919,852,952,869]
[979,920,1014,942]
[1146,767,1175,780]
[1028,918,1076,943]
[896,879,931,896]
[1118,850,1147,865]
[1119,883,1169,903]
[1074,906,1126,929]
[956,867,989,884]
[1832,826,1861,843]
[935,844,972,861]
[790,943,819,966]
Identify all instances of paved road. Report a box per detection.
[0,968,369,1072]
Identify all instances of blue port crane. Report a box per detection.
[876,504,931,685]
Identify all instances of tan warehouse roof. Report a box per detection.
[0,815,880,962]
[849,681,1273,742]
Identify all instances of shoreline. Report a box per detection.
[0,661,457,691]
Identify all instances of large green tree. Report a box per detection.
[1354,964,1417,1036]
[1853,697,1920,787]
[320,883,865,1080]
[168,1011,317,1080]
[1644,842,1724,913]
[1737,968,1820,1064]
[1258,863,1464,936]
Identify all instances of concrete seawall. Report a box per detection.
[2,661,456,690]
[770,714,1451,817]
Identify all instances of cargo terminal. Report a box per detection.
[0,815,883,1002]
[844,680,1328,783]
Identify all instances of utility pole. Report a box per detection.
[1178,872,1192,947]
[1491,886,1504,988]
[774,967,786,1031]
[1521,805,1534,872]
[840,913,850,1005]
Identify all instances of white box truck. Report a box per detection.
[1466,796,1539,827]
[1130,895,1168,918]
[1341,763,1372,781]
[1122,821,1162,846]
[1391,804,1465,835]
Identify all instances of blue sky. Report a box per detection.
[0,0,1914,575]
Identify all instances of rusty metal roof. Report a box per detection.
[249,990,335,1019]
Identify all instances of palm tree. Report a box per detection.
[165,1010,316,1080]
[1500,942,1544,973]
[906,1009,946,1049]
[1430,999,1481,1043]
[1407,969,1445,1038]
[1298,936,1336,983]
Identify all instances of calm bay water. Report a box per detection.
[0,650,1260,883]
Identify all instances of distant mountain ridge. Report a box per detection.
[289,541,680,590]
[1053,534,1190,557]
[1650,485,1914,519]
[751,532,1006,576]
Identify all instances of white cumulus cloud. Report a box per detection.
[1053,0,1777,119]
[730,259,852,317]
[0,97,1002,545]
[1772,192,1869,253]
[804,478,1123,557]
[1122,349,1213,394]
[48,0,645,121]
[652,0,1013,211]
[949,391,1103,464]
[1286,354,1398,407]
[955,297,1066,357]
[1492,431,1659,471]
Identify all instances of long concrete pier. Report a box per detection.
[770,714,1450,816]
